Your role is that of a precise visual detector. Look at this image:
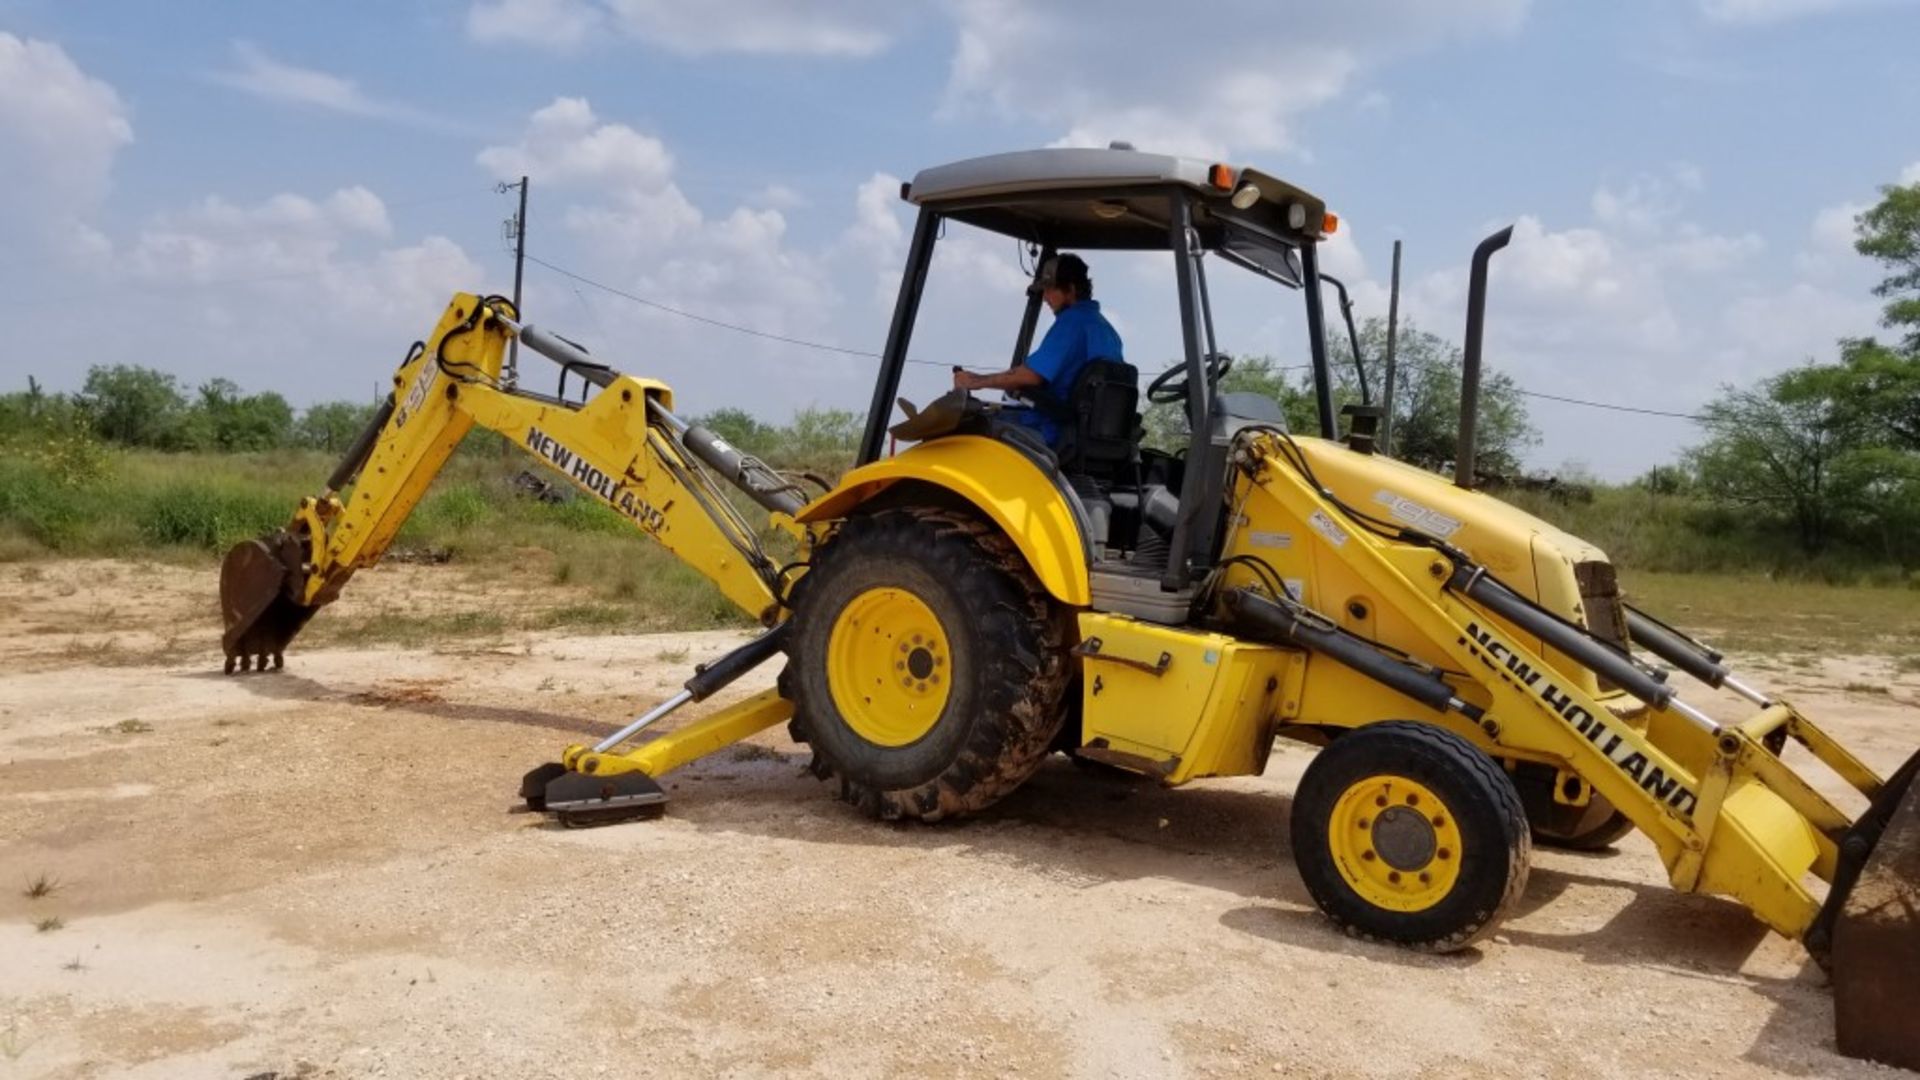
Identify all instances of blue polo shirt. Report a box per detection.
[1006,299,1124,446]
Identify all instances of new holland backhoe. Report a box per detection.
[220,146,1920,1067]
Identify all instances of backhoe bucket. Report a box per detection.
[219,530,314,673]
[1827,751,1920,1070]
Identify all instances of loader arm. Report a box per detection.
[220,293,797,671]
[1224,427,1910,943]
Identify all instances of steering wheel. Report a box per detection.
[1146,352,1234,405]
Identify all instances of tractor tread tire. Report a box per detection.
[787,506,1070,823]
[1291,721,1531,953]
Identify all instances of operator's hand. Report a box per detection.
[952,367,983,391]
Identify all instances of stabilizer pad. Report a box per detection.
[539,768,668,828]
[518,762,570,811]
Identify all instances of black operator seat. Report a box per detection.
[1048,358,1142,479]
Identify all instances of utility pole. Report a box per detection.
[497,176,529,381]
[1381,239,1402,457]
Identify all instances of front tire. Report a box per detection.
[787,507,1071,821]
[1291,722,1531,951]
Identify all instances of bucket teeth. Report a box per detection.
[219,531,314,674]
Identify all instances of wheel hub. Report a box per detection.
[1327,775,1464,912]
[825,586,953,748]
[907,646,935,680]
[1371,805,1438,871]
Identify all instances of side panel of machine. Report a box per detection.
[1074,613,1301,783]
[1221,438,1616,719]
[794,435,1092,607]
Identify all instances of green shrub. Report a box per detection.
[135,483,290,551]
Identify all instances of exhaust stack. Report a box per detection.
[1456,225,1513,490]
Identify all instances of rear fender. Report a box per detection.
[795,435,1092,607]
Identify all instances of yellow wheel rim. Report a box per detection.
[826,586,953,748]
[1327,775,1462,913]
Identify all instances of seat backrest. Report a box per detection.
[1057,358,1140,475]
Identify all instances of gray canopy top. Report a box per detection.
[903,146,1332,252]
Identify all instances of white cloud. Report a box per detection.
[211,42,379,115]
[478,97,674,190]
[474,98,860,397]
[756,184,808,210]
[1697,0,1856,23]
[1590,166,1712,236]
[480,97,701,258]
[1810,201,1864,253]
[1307,165,1882,478]
[1901,161,1920,186]
[1654,227,1766,273]
[466,0,900,55]
[944,0,1529,157]
[18,181,488,404]
[118,187,402,283]
[0,33,132,245]
[1714,282,1880,378]
[841,172,904,268]
[208,42,457,131]
[467,0,606,49]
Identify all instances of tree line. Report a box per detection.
[0,368,380,454]
[1683,175,1920,558]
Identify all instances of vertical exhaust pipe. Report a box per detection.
[1456,225,1513,491]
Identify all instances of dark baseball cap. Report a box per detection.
[1029,253,1090,295]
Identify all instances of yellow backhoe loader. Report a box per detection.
[220,147,1920,1067]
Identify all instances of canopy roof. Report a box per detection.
[904,146,1330,252]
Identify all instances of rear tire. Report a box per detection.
[787,507,1071,821]
[1291,721,1530,952]
[1535,806,1635,852]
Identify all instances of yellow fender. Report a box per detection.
[794,435,1092,607]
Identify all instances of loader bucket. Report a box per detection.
[1825,750,1920,1070]
[219,530,314,673]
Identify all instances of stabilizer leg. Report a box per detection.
[518,627,793,826]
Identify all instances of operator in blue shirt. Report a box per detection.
[952,254,1124,447]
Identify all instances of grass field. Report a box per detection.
[1619,570,1920,662]
[0,436,757,634]
[3,436,1917,657]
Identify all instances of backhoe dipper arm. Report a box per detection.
[220,293,798,670]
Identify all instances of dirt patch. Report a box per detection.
[1,559,1916,1078]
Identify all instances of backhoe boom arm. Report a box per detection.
[219,293,790,670]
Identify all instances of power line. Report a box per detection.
[523,253,1727,417]
[530,253,1317,378]
[1515,388,1710,422]
[526,253,888,361]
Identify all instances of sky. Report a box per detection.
[1,0,1916,479]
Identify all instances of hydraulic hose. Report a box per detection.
[325,394,396,494]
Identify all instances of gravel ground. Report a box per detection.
[1,559,1917,1079]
